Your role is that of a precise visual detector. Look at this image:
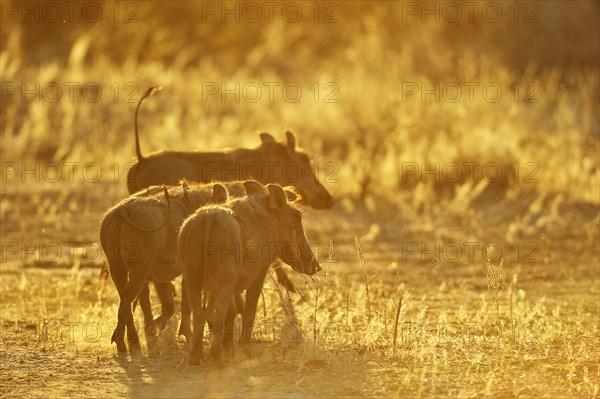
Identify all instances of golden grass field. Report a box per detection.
[1,1,599,398]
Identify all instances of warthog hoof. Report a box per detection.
[127,328,141,344]
[115,343,128,353]
[146,316,169,336]
[112,339,127,353]
[222,338,234,359]
[178,324,192,343]
[128,339,141,350]
[212,358,225,370]
[144,320,154,331]
[188,355,202,366]
[145,323,159,337]
[239,343,254,358]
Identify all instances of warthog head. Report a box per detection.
[262,183,321,275]
[260,131,334,210]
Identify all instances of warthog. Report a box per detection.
[99,181,230,352]
[126,86,334,209]
[178,182,321,367]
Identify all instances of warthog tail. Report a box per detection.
[99,263,110,281]
[119,185,171,232]
[134,85,162,162]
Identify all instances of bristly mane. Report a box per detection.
[230,191,278,231]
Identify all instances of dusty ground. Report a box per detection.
[0,181,598,398]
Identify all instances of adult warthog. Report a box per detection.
[178,182,321,368]
[126,86,334,209]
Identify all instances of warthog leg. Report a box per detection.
[207,288,231,369]
[145,282,175,334]
[178,278,192,342]
[273,261,296,293]
[222,298,237,357]
[186,268,205,366]
[239,268,269,355]
[110,261,129,353]
[112,266,148,352]
[138,283,154,330]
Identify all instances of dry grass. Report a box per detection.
[1,230,598,397]
[1,1,599,398]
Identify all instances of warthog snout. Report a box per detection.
[303,255,321,275]
[309,189,335,210]
[258,131,335,210]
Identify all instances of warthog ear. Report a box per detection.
[211,184,228,203]
[267,184,287,210]
[284,187,301,203]
[243,180,265,195]
[179,179,190,190]
[260,133,275,144]
[285,131,296,154]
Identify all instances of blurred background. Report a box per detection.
[1,0,598,211]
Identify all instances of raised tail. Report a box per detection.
[134,85,162,162]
